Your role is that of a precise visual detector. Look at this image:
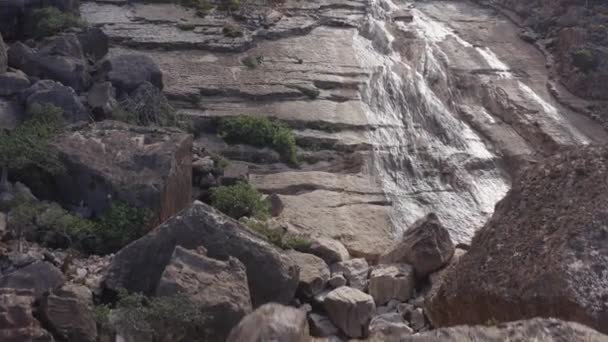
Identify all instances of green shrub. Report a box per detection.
[30,7,83,38]
[283,234,312,250]
[241,218,311,250]
[113,86,177,127]
[93,202,153,255]
[241,56,263,69]
[210,182,269,219]
[114,291,210,341]
[219,116,299,166]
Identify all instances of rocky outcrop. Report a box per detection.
[51,121,192,223]
[156,246,252,342]
[0,288,54,342]
[288,250,330,298]
[380,214,454,278]
[368,264,414,306]
[323,286,375,338]
[370,318,608,342]
[426,146,608,333]
[0,261,65,300]
[226,303,310,342]
[104,201,299,307]
[40,284,97,342]
[0,70,30,97]
[24,80,89,123]
[100,54,163,93]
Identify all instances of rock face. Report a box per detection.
[0,70,30,97]
[24,80,89,123]
[40,284,97,342]
[368,264,414,306]
[0,288,54,342]
[0,261,65,300]
[330,258,369,292]
[101,54,163,93]
[156,246,252,342]
[51,121,192,223]
[380,214,454,277]
[323,286,375,338]
[426,147,608,333]
[370,318,608,342]
[288,250,330,298]
[226,303,309,342]
[104,201,299,307]
[0,33,6,74]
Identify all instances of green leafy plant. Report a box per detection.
[210,182,269,219]
[241,218,311,250]
[241,56,263,69]
[93,202,153,255]
[218,116,299,166]
[30,7,83,38]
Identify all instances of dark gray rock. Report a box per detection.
[156,246,252,342]
[8,36,90,92]
[226,303,310,342]
[0,70,31,96]
[0,0,79,40]
[308,312,338,337]
[87,81,116,118]
[0,261,65,300]
[77,27,109,61]
[0,32,6,74]
[25,80,89,123]
[0,288,54,342]
[104,201,299,307]
[40,284,97,342]
[101,54,163,93]
[0,99,24,130]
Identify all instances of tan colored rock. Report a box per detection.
[288,250,330,297]
[306,237,350,264]
[0,288,53,342]
[369,312,413,337]
[331,258,369,292]
[323,286,375,338]
[40,284,97,342]
[226,303,310,342]
[368,264,415,305]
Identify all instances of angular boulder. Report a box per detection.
[288,250,330,297]
[368,264,415,306]
[426,147,608,333]
[24,80,89,123]
[101,54,163,93]
[0,288,54,342]
[87,81,117,119]
[369,312,413,337]
[304,237,350,264]
[323,286,375,338]
[104,201,299,307]
[156,246,252,342]
[330,258,369,292]
[369,318,608,342]
[51,121,192,223]
[0,33,6,74]
[0,261,65,300]
[226,303,309,342]
[0,70,30,96]
[77,27,109,61]
[40,284,97,342]
[380,213,454,277]
[308,313,338,337]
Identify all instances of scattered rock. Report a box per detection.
[51,121,192,223]
[330,258,368,291]
[0,288,54,342]
[40,284,97,342]
[409,308,426,331]
[156,246,252,342]
[369,312,413,337]
[104,201,299,307]
[426,147,608,333]
[77,27,109,61]
[101,54,163,93]
[0,70,31,96]
[226,303,310,342]
[368,263,415,306]
[0,261,65,300]
[305,237,350,264]
[323,286,375,338]
[24,79,89,123]
[288,250,330,297]
[380,213,454,278]
[87,81,117,119]
[328,273,346,288]
[308,312,339,337]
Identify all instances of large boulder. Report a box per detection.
[104,201,299,307]
[86,81,117,119]
[156,246,252,342]
[100,54,163,93]
[226,303,310,342]
[288,250,330,298]
[323,286,375,338]
[368,263,415,306]
[0,288,54,342]
[8,36,90,92]
[24,80,89,123]
[0,33,6,74]
[50,121,192,223]
[426,146,608,333]
[330,258,369,291]
[0,70,31,97]
[77,27,109,61]
[0,261,65,300]
[369,318,608,342]
[380,213,454,278]
[39,284,97,342]
[303,237,350,264]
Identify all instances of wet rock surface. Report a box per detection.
[426,146,608,334]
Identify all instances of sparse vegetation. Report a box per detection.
[30,7,83,39]
[241,55,263,69]
[113,86,178,127]
[241,217,311,250]
[223,24,243,38]
[219,0,241,11]
[571,48,598,71]
[93,202,153,255]
[219,116,299,166]
[210,182,269,219]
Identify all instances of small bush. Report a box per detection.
[283,234,312,250]
[210,182,269,219]
[113,85,177,127]
[113,291,210,341]
[219,116,299,166]
[31,7,83,38]
[241,55,263,69]
[93,202,153,255]
[241,218,311,250]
